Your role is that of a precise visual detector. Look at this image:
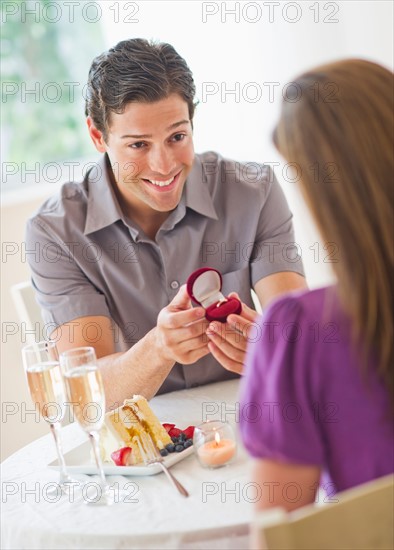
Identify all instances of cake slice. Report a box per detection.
[102,395,172,465]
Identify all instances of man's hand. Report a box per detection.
[206,292,259,374]
[155,285,210,365]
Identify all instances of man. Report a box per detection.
[26,39,306,407]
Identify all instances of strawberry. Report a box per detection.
[111,446,132,466]
[182,425,195,439]
[162,423,176,433]
[168,427,182,438]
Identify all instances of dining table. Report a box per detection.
[1,379,254,549]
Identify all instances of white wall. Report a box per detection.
[98,0,393,285]
[1,0,393,460]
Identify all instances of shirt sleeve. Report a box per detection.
[26,217,111,328]
[250,169,305,285]
[239,294,325,466]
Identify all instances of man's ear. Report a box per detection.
[86,116,107,153]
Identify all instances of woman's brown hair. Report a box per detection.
[273,59,394,402]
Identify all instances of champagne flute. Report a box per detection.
[60,347,114,506]
[22,341,79,495]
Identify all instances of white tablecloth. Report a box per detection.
[1,380,252,549]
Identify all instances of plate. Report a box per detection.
[48,441,195,476]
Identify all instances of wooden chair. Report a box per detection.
[252,474,394,549]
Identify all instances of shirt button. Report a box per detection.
[170,280,179,290]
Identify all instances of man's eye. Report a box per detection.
[172,133,185,142]
[129,142,146,149]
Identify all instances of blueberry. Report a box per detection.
[171,436,178,443]
[166,443,175,452]
[174,444,184,452]
[160,448,169,457]
[179,433,186,442]
[184,439,193,449]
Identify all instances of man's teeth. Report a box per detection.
[148,176,175,187]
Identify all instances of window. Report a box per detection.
[1,0,105,191]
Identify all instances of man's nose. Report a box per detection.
[148,146,175,176]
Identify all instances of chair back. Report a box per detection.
[11,280,74,425]
[11,280,44,344]
[252,474,394,549]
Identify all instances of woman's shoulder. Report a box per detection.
[263,285,342,324]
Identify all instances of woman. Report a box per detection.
[239,59,393,512]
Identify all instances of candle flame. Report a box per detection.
[214,431,221,445]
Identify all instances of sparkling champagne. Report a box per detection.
[26,361,66,423]
[64,366,105,432]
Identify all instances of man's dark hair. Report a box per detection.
[85,38,197,140]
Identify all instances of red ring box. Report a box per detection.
[186,267,242,323]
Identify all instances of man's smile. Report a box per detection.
[142,170,182,192]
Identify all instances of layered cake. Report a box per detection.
[101,395,172,465]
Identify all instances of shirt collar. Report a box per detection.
[158,154,219,233]
[84,153,218,236]
[184,154,218,220]
[84,154,125,235]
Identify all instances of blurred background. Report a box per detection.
[1,0,393,460]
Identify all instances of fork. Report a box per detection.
[136,433,189,497]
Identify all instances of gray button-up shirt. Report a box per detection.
[26,151,304,394]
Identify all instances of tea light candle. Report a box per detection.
[197,432,236,466]
[194,421,237,469]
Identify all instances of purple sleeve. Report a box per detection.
[239,295,325,466]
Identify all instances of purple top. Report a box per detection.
[240,286,394,493]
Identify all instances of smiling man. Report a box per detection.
[87,95,194,239]
[26,39,306,407]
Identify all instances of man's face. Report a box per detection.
[88,94,194,216]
